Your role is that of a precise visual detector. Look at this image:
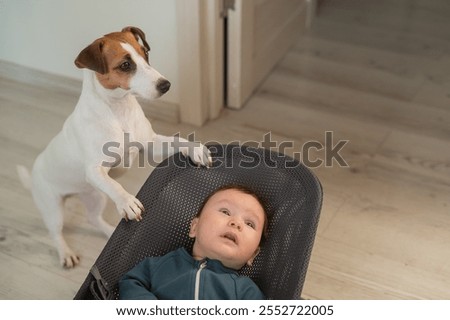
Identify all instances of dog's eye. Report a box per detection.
[120,61,132,72]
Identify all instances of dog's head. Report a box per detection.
[74,26,170,99]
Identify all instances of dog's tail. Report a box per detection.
[17,165,32,190]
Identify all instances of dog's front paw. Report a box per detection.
[115,193,145,221]
[181,143,212,167]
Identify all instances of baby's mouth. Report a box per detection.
[222,232,237,244]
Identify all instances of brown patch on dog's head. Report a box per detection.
[74,27,151,90]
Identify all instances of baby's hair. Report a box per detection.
[196,184,269,242]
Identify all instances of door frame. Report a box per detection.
[176,0,224,126]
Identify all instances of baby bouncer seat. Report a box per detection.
[74,144,322,299]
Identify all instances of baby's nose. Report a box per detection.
[229,220,242,231]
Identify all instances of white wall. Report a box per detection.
[0,0,179,104]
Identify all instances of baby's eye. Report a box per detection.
[246,221,256,229]
[220,208,230,215]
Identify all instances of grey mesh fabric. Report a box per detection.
[74,144,322,300]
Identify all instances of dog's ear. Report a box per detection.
[122,26,151,56]
[74,39,108,75]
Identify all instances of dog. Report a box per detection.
[17,26,211,268]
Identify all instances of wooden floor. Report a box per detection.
[1,0,450,299]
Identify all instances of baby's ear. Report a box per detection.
[246,247,261,267]
[189,218,199,238]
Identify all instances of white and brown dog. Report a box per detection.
[18,26,211,268]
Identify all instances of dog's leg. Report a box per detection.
[79,190,115,237]
[31,189,80,268]
[152,134,212,166]
[85,166,144,221]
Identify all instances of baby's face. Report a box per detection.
[189,189,265,270]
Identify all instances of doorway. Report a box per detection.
[176,0,312,126]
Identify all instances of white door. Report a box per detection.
[227,0,309,109]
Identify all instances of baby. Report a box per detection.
[119,184,268,299]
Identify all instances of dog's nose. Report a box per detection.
[157,79,171,94]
